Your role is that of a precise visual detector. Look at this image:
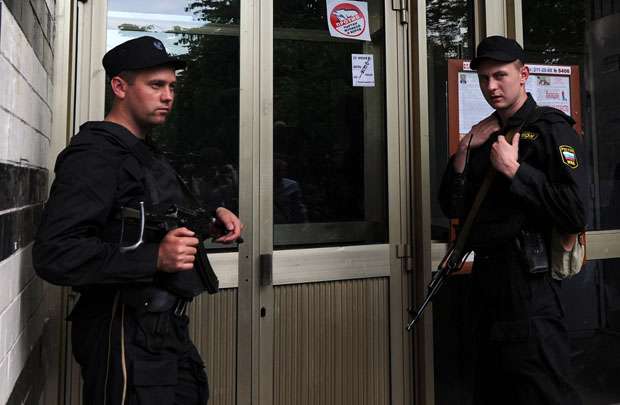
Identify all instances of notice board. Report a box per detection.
[447,59,582,157]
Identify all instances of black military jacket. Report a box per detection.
[439,94,587,248]
[33,121,186,288]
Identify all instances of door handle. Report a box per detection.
[260,253,273,286]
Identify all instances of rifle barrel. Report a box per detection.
[406,271,448,331]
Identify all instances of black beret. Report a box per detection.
[470,35,525,70]
[102,36,186,77]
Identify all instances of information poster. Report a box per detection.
[525,64,572,115]
[457,63,574,136]
[457,72,494,134]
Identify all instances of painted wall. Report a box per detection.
[0,0,61,403]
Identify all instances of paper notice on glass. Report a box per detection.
[526,74,571,115]
[458,71,494,135]
[326,0,371,41]
[352,54,375,87]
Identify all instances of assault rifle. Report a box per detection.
[118,202,242,294]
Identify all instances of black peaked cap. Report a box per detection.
[102,36,186,77]
[471,35,525,70]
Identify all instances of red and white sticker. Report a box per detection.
[326,0,371,41]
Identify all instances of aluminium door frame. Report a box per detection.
[237,1,274,404]
[238,1,414,404]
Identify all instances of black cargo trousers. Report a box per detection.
[69,292,209,405]
[470,243,581,405]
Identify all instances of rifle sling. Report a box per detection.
[452,125,523,258]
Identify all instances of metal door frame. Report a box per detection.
[238,1,414,404]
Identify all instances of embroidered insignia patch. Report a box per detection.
[520,131,538,141]
[559,145,578,169]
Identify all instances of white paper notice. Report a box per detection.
[326,0,371,41]
[458,71,494,135]
[352,54,375,87]
[525,74,571,115]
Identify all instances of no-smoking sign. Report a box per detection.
[326,0,371,41]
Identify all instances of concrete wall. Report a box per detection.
[0,0,61,403]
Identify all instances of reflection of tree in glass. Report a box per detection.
[273,37,368,222]
[270,0,383,223]
[151,0,241,213]
[185,0,240,24]
[426,0,472,59]
[273,0,325,28]
[522,0,586,65]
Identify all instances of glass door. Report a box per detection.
[236,1,411,404]
[271,1,391,403]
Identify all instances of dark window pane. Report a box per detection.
[523,0,620,230]
[272,0,388,247]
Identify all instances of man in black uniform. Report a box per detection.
[33,36,242,404]
[439,36,586,404]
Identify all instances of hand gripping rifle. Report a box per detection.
[406,127,521,331]
[118,202,243,294]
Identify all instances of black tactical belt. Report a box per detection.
[120,285,189,315]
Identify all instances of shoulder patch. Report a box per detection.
[520,130,538,141]
[559,145,578,169]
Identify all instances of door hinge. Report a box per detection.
[396,243,414,271]
[392,0,409,25]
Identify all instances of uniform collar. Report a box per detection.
[80,121,145,150]
[80,121,157,168]
[495,93,538,130]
